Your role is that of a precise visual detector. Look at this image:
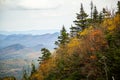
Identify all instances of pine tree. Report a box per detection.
[74,3,88,31]
[55,26,69,46]
[93,6,98,22]
[38,48,51,64]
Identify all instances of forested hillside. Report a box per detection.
[1,1,120,80]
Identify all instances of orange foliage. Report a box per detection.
[80,26,93,36]
[90,55,97,60]
[90,47,95,52]
[87,29,107,51]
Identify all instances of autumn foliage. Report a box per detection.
[15,1,120,80]
[28,11,120,80]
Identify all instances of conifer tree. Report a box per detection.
[116,1,120,14]
[90,1,93,19]
[93,6,98,22]
[22,70,29,80]
[102,8,111,19]
[103,8,106,19]
[74,3,88,31]
[70,25,77,37]
[98,12,103,23]
[30,63,36,76]
[38,48,51,64]
[55,26,69,46]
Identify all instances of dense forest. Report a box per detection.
[1,1,120,80]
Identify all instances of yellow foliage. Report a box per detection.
[40,57,56,75]
[103,19,114,31]
[80,26,93,36]
[67,38,80,54]
[103,14,120,31]
[114,14,120,25]
[30,72,44,80]
[31,55,58,80]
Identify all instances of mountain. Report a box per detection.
[0,32,59,79]
[0,44,25,53]
[0,32,59,49]
[0,30,59,35]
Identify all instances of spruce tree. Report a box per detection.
[90,1,93,19]
[93,6,98,22]
[55,26,69,46]
[102,8,111,19]
[70,25,77,37]
[116,1,120,14]
[98,12,103,23]
[74,3,88,31]
[103,8,106,19]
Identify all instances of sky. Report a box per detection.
[0,0,119,32]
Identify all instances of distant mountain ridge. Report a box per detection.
[0,32,59,79]
[0,32,59,49]
[0,44,25,54]
[0,30,59,35]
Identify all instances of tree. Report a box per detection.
[55,26,69,47]
[93,6,98,22]
[74,3,88,31]
[22,70,29,80]
[116,1,120,14]
[98,12,103,23]
[30,63,36,76]
[38,48,51,64]
[102,8,111,19]
[70,25,77,37]
[90,1,93,19]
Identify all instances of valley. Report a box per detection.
[0,32,58,79]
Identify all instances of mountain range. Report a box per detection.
[0,32,59,79]
[0,32,59,49]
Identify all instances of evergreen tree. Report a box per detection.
[98,12,103,23]
[70,25,77,37]
[30,63,36,76]
[74,3,88,31]
[55,26,69,46]
[38,48,51,64]
[102,8,106,19]
[22,70,29,80]
[116,1,120,14]
[102,8,111,19]
[90,1,93,19]
[93,6,98,22]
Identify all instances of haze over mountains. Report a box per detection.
[0,32,59,48]
[0,32,59,79]
[0,30,59,35]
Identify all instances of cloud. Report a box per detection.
[0,0,61,10]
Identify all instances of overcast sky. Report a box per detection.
[0,0,119,32]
